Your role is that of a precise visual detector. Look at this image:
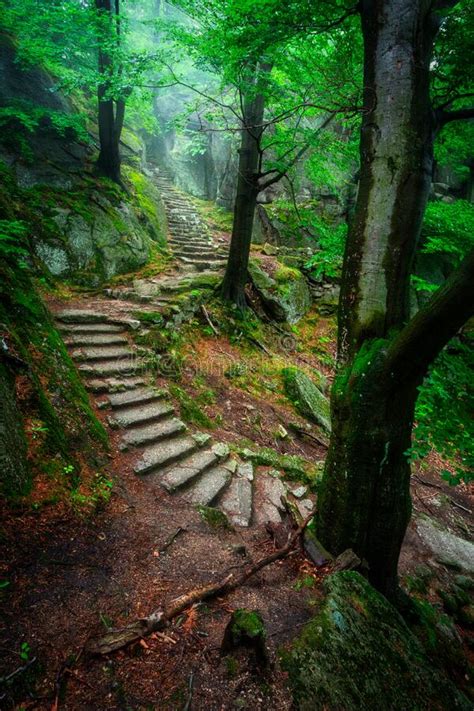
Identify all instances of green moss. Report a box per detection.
[169,384,214,429]
[232,609,266,639]
[237,444,320,486]
[123,165,167,245]
[197,505,230,529]
[283,572,470,711]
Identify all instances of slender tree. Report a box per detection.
[95,0,126,184]
[315,0,474,600]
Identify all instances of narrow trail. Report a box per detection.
[52,170,315,530]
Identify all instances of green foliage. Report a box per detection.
[421,200,474,263]
[0,219,29,267]
[304,219,347,279]
[0,101,88,142]
[169,383,214,428]
[410,338,473,485]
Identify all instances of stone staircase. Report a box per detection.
[151,171,229,272]
[56,309,253,526]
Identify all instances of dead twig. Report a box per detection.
[183,671,194,711]
[289,423,329,448]
[0,656,37,684]
[200,305,219,336]
[159,527,186,554]
[86,511,315,656]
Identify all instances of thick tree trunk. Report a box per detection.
[316,0,443,599]
[221,67,267,308]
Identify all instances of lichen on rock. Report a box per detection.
[282,366,331,433]
[282,571,470,711]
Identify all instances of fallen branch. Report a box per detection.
[200,305,219,336]
[159,527,186,554]
[86,511,314,656]
[289,423,329,449]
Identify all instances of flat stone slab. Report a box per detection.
[79,359,144,377]
[56,309,109,323]
[134,436,197,475]
[107,387,165,409]
[108,400,174,428]
[58,323,125,334]
[65,334,128,347]
[86,376,146,393]
[181,466,231,506]
[161,449,219,493]
[120,417,186,450]
[71,346,134,362]
[416,515,474,573]
[253,474,287,525]
[220,477,252,527]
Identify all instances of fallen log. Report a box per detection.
[86,511,315,656]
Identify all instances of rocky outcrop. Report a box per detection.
[0,361,30,499]
[281,367,330,432]
[283,571,470,711]
[248,260,311,324]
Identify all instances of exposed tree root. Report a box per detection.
[86,511,314,656]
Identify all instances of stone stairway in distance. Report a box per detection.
[152,170,229,273]
[56,309,253,526]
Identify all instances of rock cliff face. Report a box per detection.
[0,34,167,284]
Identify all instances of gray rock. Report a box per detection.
[283,572,470,711]
[416,515,474,574]
[212,442,230,460]
[220,476,253,527]
[161,449,219,493]
[291,485,307,499]
[282,367,331,433]
[237,462,254,481]
[35,242,70,276]
[248,259,311,324]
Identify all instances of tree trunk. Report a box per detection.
[95,0,124,185]
[221,67,267,308]
[315,0,444,599]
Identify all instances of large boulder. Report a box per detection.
[248,260,311,324]
[283,571,470,711]
[282,367,330,432]
[416,515,474,574]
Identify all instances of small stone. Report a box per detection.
[277,424,288,439]
[240,448,256,460]
[268,469,280,479]
[291,485,307,499]
[297,498,314,517]
[237,462,254,481]
[230,544,247,557]
[212,442,230,460]
[193,432,212,448]
[223,459,238,473]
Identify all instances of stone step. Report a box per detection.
[181,466,231,506]
[120,417,186,450]
[108,399,175,428]
[64,334,129,347]
[79,359,144,377]
[134,436,198,475]
[219,477,253,527]
[58,323,126,335]
[104,387,165,409]
[56,309,109,324]
[175,252,227,263]
[71,346,134,362]
[178,257,227,270]
[160,449,220,493]
[86,376,147,393]
[172,246,225,257]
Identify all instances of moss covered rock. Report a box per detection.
[221,609,268,665]
[248,259,311,324]
[282,367,331,433]
[283,572,470,711]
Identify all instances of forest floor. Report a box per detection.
[1,197,473,709]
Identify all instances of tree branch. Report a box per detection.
[386,250,474,386]
[436,106,474,127]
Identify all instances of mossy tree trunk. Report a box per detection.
[221,64,268,309]
[316,0,474,600]
[95,0,125,185]
[0,361,30,499]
